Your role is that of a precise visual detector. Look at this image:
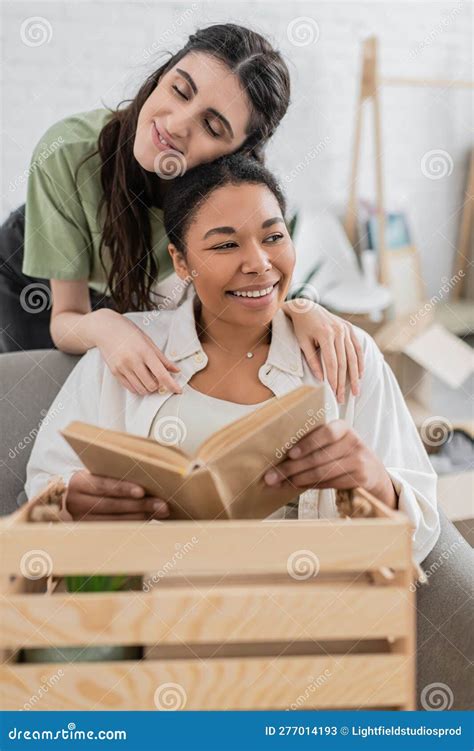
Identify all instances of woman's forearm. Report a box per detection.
[50,308,118,354]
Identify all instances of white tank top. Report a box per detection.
[149,384,270,454]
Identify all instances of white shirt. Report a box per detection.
[25,291,440,563]
[149,384,270,455]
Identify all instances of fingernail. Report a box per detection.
[132,487,144,497]
[153,501,169,515]
[289,447,301,459]
[265,470,279,485]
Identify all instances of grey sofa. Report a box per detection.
[1,349,80,512]
[0,349,472,709]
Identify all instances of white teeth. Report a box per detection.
[231,285,275,298]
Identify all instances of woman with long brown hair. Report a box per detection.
[0,23,362,400]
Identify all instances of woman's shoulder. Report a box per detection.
[352,324,384,367]
[352,324,382,356]
[349,324,387,400]
[29,109,114,173]
[124,309,175,350]
[37,109,113,146]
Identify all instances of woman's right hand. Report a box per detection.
[94,310,182,395]
[66,470,171,521]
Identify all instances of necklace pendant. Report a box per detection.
[246,352,254,359]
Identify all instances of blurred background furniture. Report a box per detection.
[0,350,80,516]
[292,211,392,322]
[344,36,474,294]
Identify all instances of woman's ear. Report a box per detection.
[168,243,190,281]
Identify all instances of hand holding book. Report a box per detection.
[65,470,171,522]
[264,419,399,510]
[61,384,334,521]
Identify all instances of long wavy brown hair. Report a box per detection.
[85,24,291,313]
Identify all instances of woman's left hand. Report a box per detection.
[264,420,398,510]
[283,300,364,403]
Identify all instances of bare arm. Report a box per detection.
[49,278,180,394]
[49,278,115,354]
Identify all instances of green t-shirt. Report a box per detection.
[23,108,173,294]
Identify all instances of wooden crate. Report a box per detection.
[0,482,417,711]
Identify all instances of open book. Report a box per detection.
[61,384,332,520]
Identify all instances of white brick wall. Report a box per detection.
[1,0,472,294]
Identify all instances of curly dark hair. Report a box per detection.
[163,153,287,254]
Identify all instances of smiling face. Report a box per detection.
[169,182,295,329]
[133,52,252,172]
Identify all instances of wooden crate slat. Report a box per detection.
[0,518,410,576]
[0,654,409,710]
[0,584,410,649]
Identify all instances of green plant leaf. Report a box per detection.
[65,574,130,592]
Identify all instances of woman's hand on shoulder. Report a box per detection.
[95,310,182,395]
[65,470,171,520]
[283,301,364,403]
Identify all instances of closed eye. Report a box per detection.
[204,119,220,138]
[172,84,188,100]
[172,84,221,138]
